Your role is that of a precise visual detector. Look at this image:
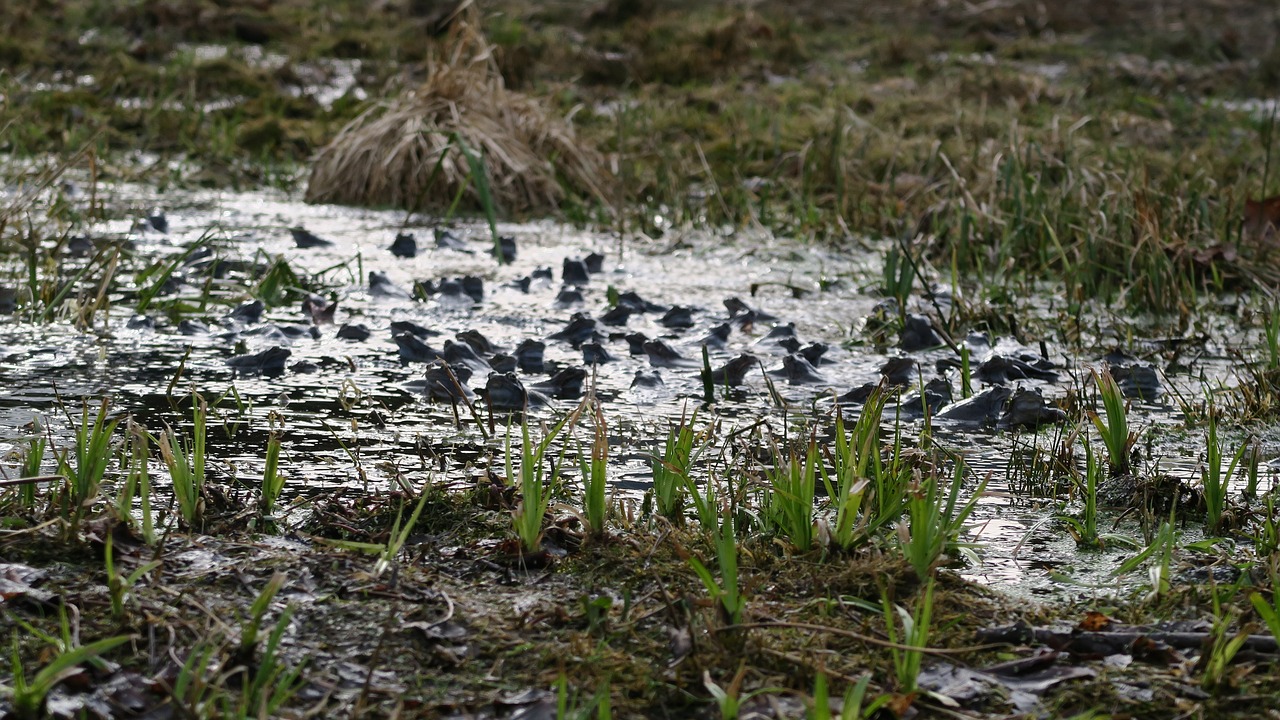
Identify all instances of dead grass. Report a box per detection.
[304,5,609,216]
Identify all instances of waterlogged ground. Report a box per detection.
[7,1,1280,716]
[4,178,1280,719]
[2,180,1274,604]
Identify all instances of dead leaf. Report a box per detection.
[1077,611,1113,632]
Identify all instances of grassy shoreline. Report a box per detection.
[3,1,1280,312]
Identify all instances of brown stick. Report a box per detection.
[977,622,1280,655]
[723,620,1005,656]
[0,475,65,488]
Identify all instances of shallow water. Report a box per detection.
[1,181,1275,598]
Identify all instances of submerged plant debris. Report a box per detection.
[4,1,1280,719]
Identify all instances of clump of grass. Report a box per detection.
[237,572,285,659]
[509,416,570,554]
[41,243,119,325]
[1242,441,1262,501]
[1256,493,1280,556]
[577,398,610,540]
[870,400,916,533]
[252,255,304,308]
[882,578,935,695]
[1200,600,1247,693]
[118,422,156,545]
[810,672,882,720]
[157,396,208,530]
[56,398,120,520]
[235,606,306,717]
[167,573,306,717]
[703,663,780,720]
[134,235,213,314]
[260,431,285,519]
[314,485,433,576]
[688,505,744,626]
[880,244,914,311]
[701,346,715,403]
[1060,438,1103,548]
[1114,517,1177,597]
[1202,407,1245,535]
[3,631,133,720]
[901,459,985,582]
[1250,569,1280,644]
[651,430,687,520]
[305,10,608,216]
[171,639,219,714]
[1090,369,1135,476]
[819,390,889,551]
[371,489,433,577]
[763,438,819,553]
[104,530,160,620]
[686,469,721,532]
[18,429,47,509]
[554,673,612,720]
[1055,435,1140,550]
[650,412,703,521]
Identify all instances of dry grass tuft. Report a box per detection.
[304,6,609,216]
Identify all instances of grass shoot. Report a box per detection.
[509,416,570,554]
[2,633,133,720]
[157,396,209,530]
[260,431,285,519]
[56,398,120,520]
[652,413,698,521]
[1090,369,1134,476]
[882,577,935,695]
[1202,408,1245,535]
[902,458,985,582]
[577,399,610,540]
[105,531,160,620]
[764,438,819,552]
[688,505,744,626]
[19,430,47,509]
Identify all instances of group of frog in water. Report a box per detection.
[181,223,1167,435]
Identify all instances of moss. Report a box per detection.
[1260,44,1280,88]
[235,117,292,156]
[190,57,274,98]
[323,32,376,59]
[0,37,29,65]
[237,93,322,122]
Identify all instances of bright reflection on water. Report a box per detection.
[0,182,1271,599]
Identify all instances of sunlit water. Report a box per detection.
[1,181,1274,599]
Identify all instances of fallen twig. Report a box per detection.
[978,621,1280,656]
[725,620,1004,656]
